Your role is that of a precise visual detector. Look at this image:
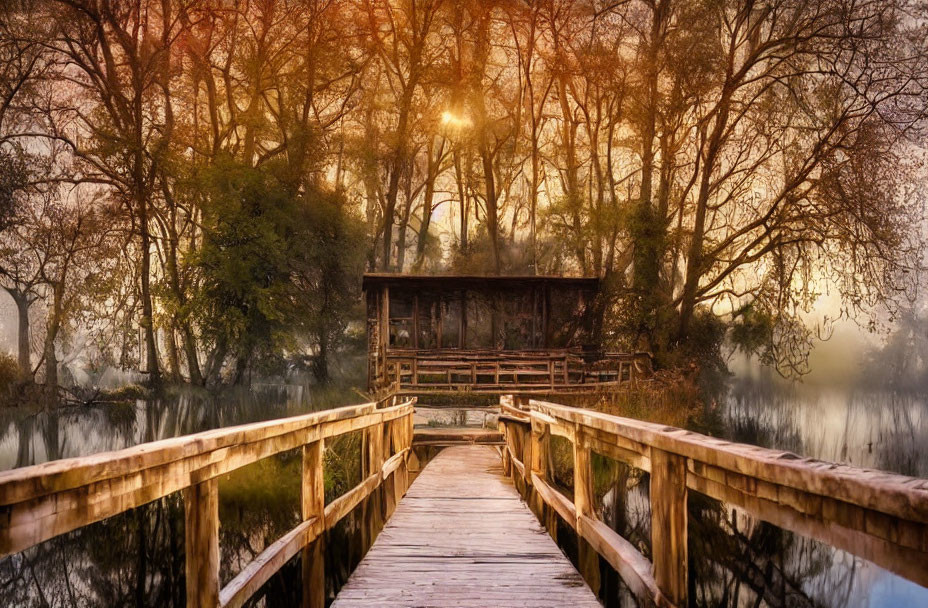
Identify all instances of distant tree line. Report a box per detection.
[0,0,924,391]
[862,306,928,389]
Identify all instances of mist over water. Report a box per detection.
[0,383,355,471]
[700,376,928,607]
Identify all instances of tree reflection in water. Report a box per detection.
[579,382,928,607]
[0,385,372,607]
[0,383,926,606]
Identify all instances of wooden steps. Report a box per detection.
[331,445,601,607]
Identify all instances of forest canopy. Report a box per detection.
[0,0,925,388]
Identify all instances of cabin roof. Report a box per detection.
[362,273,600,291]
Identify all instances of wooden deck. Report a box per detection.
[331,445,601,607]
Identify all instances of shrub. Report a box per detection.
[0,353,21,396]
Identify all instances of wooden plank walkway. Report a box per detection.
[331,445,601,607]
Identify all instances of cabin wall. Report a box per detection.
[379,286,596,353]
[365,278,609,391]
[367,286,391,391]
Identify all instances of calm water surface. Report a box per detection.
[0,381,925,607]
[0,384,370,607]
[0,384,355,471]
[699,381,928,608]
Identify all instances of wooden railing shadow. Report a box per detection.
[0,397,416,608]
[498,395,928,608]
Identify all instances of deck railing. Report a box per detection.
[498,396,928,608]
[0,397,416,608]
[385,349,650,392]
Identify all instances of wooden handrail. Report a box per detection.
[0,397,417,608]
[497,396,928,608]
[384,349,648,392]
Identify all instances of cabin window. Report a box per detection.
[441,296,462,348]
[548,287,590,347]
[417,293,439,349]
[465,293,494,348]
[498,289,534,350]
[389,292,414,348]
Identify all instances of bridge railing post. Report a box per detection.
[184,478,219,608]
[501,432,512,477]
[302,439,325,608]
[362,418,385,548]
[650,448,688,606]
[530,415,555,536]
[573,425,601,594]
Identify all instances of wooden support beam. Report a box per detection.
[302,440,325,608]
[529,418,548,526]
[184,478,219,608]
[324,472,381,530]
[650,448,688,607]
[573,428,601,594]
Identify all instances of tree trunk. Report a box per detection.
[313,334,329,384]
[395,174,413,272]
[679,87,733,341]
[454,150,468,251]
[6,288,31,376]
[165,325,181,382]
[632,4,662,296]
[139,194,161,385]
[414,138,443,270]
[181,324,204,385]
[382,88,415,271]
[480,144,501,274]
[44,328,57,392]
[161,181,203,385]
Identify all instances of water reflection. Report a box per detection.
[698,382,928,607]
[582,381,928,607]
[0,383,362,471]
[1,381,927,606]
[725,380,928,477]
[0,384,369,608]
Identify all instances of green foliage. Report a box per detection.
[324,431,363,503]
[652,309,730,399]
[0,146,29,233]
[190,158,366,383]
[730,304,775,356]
[192,160,294,373]
[289,184,367,382]
[0,353,22,397]
[218,452,301,540]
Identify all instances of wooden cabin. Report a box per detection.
[363,273,650,393]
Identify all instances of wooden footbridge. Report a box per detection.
[0,395,927,607]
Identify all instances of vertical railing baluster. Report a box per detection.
[650,448,688,606]
[383,419,398,519]
[365,416,385,545]
[184,478,219,608]
[573,425,601,594]
[530,414,555,538]
[302,439,325,608]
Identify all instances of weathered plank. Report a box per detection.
[0,402,414,558]
[530,399,928,522]
[650,448,688,607]
[412,427,504,446]
[331,445,601,608]
[302,440,325,608]
[184,478,219,608]
[220,517,319,608]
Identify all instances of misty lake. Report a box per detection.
[0,380,925,607]
[696,380,928,607]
